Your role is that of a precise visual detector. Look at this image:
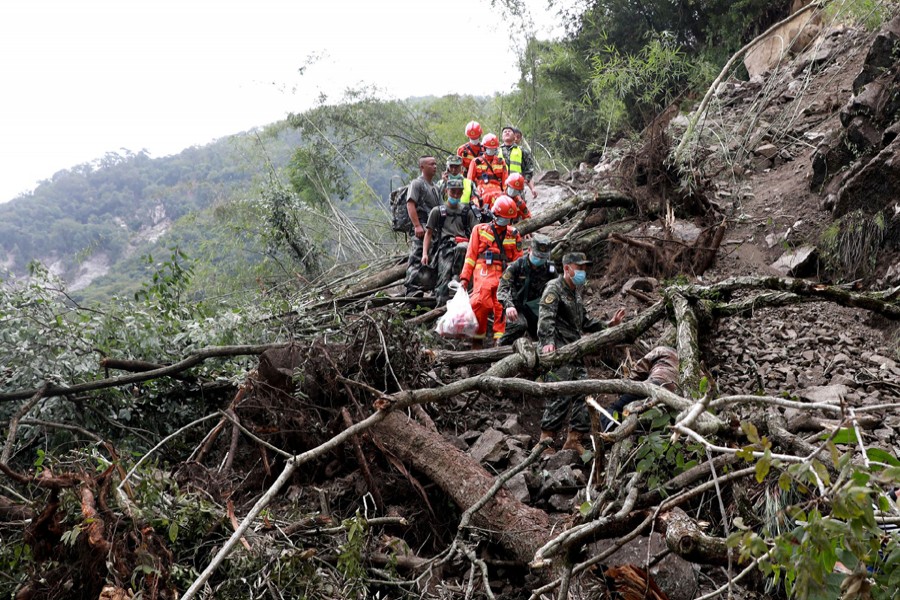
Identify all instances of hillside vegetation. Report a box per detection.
[1,2,900,600]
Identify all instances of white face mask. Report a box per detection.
[485,148,498,156]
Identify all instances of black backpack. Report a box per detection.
[390,183,414,235]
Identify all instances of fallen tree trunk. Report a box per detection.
[517,189,635,236]
[372,411,554,564]
[658,507,731,567]
[682,277,900,320]
[341,258,407,297]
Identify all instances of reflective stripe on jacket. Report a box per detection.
[467,155,508,190]
[460,223,523,283]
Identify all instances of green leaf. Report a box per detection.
[168,521,179,543]
[698,376,709,396]
[741,422,760,444]
[827,427,857,445]
[866,447,900,467]
[579,501,592,517]
[778,472,792,492]
[755,454,771,483]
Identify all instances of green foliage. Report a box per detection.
[730,435,900,599]
[825,0,889,31]
[493,0,793,163]
[590,33,717,131]
[818,210,886,282]
[632,408,701,491]
[0,255,273,447]
[337,512,369,595]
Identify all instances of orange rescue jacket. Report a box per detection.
[460,222,523,283]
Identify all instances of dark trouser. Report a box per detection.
[434,240,468,306]
[540,363,591,433]
[497,302,539,346]
[600,393,643,431]
[404,238,436,296]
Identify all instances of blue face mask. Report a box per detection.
[529,254,546,267]
[572,270,587,286]
[447,196,460,206]
[494,217,510,227]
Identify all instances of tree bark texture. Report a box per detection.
[372,411,553,564]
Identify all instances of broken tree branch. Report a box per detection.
[516,189,635,235]
[0,344,289,403]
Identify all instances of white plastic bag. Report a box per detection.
[435,282,478,339]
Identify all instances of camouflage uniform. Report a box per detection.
[425,201,478,306]
[496,254,557,345]
[602,346,679,430]
[537,273,607,433]
[404,175,442,296]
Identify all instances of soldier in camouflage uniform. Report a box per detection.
[421,175,479,306]
[537,252,626,455]
[496,233,557,346]
[404,156,443,297]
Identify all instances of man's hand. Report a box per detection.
[414,224,425,239]
[607,308,626,327]
[505,306,518,322]
[459,279,469,290]
[541,344,555,354]
[421,254,429,266]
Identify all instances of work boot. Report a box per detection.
[537,430,557,455]
[561,430,586,455]
[471,338,484,350]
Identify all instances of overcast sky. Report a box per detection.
[0,0,562,203]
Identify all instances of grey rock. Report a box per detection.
[799,384,851,404]
[544,448,582,471]
[538,464,584,497]
[845,115,882,155]
[445,434,469,451]
[835,134,900,217]
[589,533,698,600]
[468,428,508,464]
[622,277,658,295]
[496,414,524,436]
[881,261,900,286]
[504,472,530,504]
[830,374,857,387]
[841,80,888,127]
[869,354,898,369]
[548,493,575,512]
[535,170,559,183]
[854,19,900,92]
[755,143,778,159]
[770,245,818,277]
[459,430,481,445]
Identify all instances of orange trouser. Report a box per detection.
[469,262,505,340]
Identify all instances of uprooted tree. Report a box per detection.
[2,170,899,600]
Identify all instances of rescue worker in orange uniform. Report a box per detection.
[457,121,484,172]
[459,196,523,348]
[467,133,508,212]
[503,173,531,222]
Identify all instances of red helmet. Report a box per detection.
[465,121,483,139]
[505,173,525,191]
[492,196,518,220]
[482,133,500,149]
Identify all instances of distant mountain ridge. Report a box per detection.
[0,126,301,292]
